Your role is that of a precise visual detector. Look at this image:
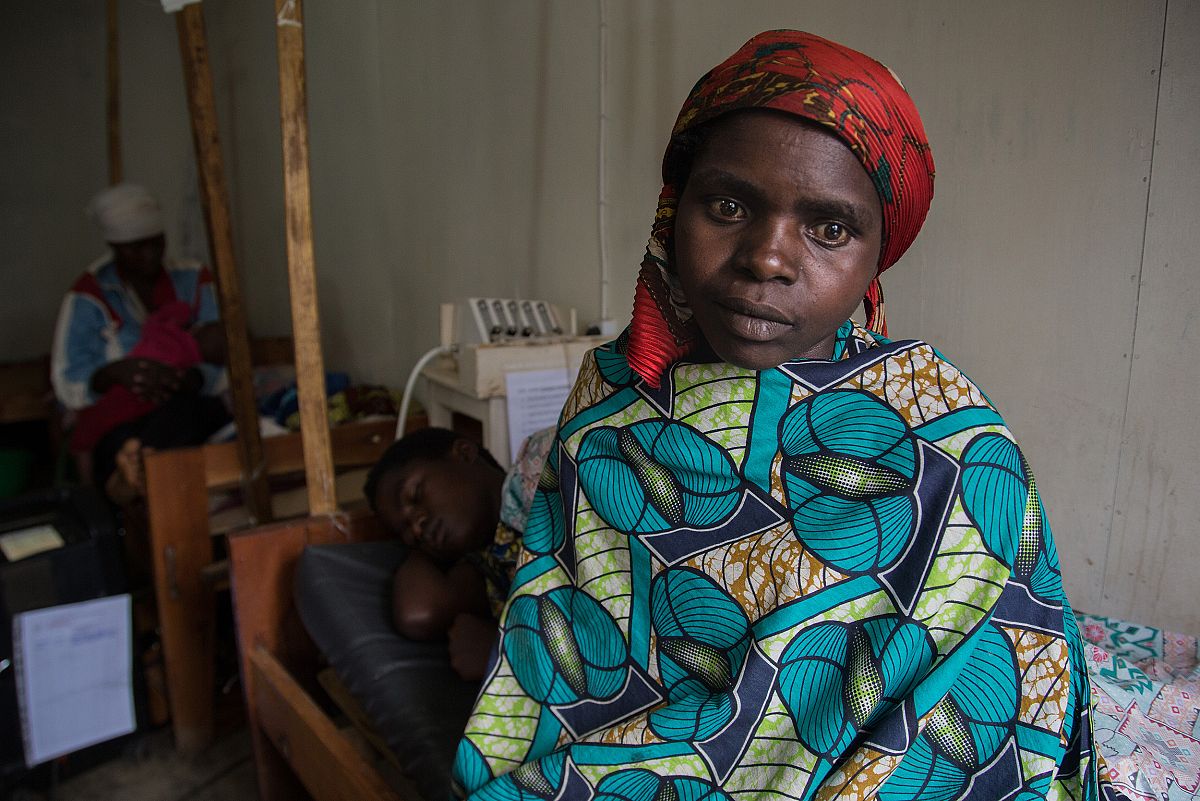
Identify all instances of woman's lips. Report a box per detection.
[716,298,791,341]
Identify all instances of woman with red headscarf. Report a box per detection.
[451,31,1102,800]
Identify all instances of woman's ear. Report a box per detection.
[448,437,481,463]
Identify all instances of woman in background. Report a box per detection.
[51,183,228,503]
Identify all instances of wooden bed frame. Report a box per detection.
[143,416,397,753]
[228,508,413,801]
[160,0,421,795]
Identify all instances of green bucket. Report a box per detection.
[0,448,34,499]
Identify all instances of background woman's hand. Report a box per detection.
[125,359,186,403]
[92,358,187,404]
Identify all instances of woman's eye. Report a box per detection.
[708,198,745,220]
[813,221,851,246]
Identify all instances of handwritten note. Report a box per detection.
[14,595,136,765]
[505,369,571,463]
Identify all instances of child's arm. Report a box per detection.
[447,613,500,681]
[191,322,227,364]
[391,550,489,641]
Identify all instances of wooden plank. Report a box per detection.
[0,357,50,424]
[273,0,336,515]
[105,0,120,184]
[208,467,371,536]
[200,417,396,491]
[316,669,425,800]
[141,419,391,756]
[228,510,385,666]
[317,669,399,774]
[228,512,388,801]
[176,3,273,525]
[251,647,404,801]
[145,446,215,753]
[230,516,316,801]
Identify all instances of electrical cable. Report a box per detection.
[395,344,455,440]
[597,0,610,325]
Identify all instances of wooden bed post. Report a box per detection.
[274,0,337,515]
[230,513,403,801]
[106,0,121,184]
[176,2,274,525]
[233,3,390,796]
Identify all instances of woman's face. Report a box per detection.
[674,111,882,369]
[111,234,166,284]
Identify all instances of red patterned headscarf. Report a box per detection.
[627,30,935,386]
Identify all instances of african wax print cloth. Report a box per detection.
[452,320,1102,800]
[1080,613,1200,801]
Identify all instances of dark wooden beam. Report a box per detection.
[176,3,273,524]
[273,0,337,515]
[106,0,121,184]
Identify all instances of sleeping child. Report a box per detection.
[364,426,553,680]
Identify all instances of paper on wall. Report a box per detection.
[505,369,570,463]
[13,595,136,766]
[160,0,201,13]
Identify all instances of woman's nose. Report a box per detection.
[737,218,800,283]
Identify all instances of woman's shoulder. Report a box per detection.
[163,257,210,281]
[66,254,117,294]
[840,321,1014,444]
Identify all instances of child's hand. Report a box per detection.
[113,358,185,403]
[447,613,498,682]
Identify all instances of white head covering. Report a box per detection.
[87,183,164,244]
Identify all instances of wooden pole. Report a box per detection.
[273,0,336,515]
[106,0,121,184]
[176,4,273,524]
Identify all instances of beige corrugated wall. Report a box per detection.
[1099,0,1200,632]
[2,1,1196,632]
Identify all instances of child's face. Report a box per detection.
[673,111,882,369]
[374,450,498,563]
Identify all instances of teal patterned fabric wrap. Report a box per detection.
[452,322,1102,800]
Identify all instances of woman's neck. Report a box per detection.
[117,266,162,311]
